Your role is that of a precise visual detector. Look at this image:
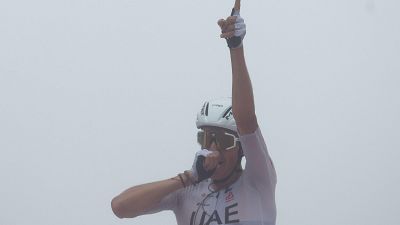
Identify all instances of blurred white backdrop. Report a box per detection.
[1,0,399,225]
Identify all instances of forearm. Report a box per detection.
[111,175,187,218]
[230,46,257,134]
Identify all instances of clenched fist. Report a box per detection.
[218,9,246,49]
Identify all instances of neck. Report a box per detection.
[211,168,242,191]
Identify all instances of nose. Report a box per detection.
[209,141,218,151]
[208,142,224,163]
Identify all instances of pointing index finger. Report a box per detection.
[234,0,241,12]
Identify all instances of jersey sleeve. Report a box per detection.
[239,127,277,190]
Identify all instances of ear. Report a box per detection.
[236,148,244,172]
[238,142,244,157]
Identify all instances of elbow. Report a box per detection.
[233,109,257,125]
[111,197,125,219]
[111,196,141,219]
[111,196,138,219]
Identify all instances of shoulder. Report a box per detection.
[238,126,265,146]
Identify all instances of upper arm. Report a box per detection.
[240,128,277,189]
[236,114,258,135]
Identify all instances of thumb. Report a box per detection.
[217,19,226,29]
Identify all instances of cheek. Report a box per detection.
[226,150,238,160]
[222,151,238,169]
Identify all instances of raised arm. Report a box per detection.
[219,5,277,190]
[218,4,258,135]
[230,46,258,135]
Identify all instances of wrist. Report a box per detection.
[184,170,197,186]
[172,174,186,189]
[173,172,196,189]
[178,173,187,188]
[230,45,244,52]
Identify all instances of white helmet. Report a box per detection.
[196,97,237,132]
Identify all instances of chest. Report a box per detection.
[180,186,249,225]
[180,183,259,225]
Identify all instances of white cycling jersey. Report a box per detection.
[146,127,277,225]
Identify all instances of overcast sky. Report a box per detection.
[1,0,399,225]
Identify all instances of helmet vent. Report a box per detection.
[205,102,209,116]
[222,106,233,120]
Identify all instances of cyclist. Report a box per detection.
[111,8,277,225]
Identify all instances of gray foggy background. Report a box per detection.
[1,0,399,225]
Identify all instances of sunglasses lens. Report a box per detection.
[197,130,236,150]
[217,133,235,150]
[197,131,205,148]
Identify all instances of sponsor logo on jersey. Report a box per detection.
[225,191,234,203]
[189,203,239,225]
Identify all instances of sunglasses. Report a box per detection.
[197,129,240,150]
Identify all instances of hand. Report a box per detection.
[189,149,221,183]
[218,9,246,48]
